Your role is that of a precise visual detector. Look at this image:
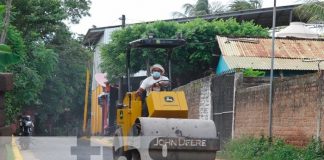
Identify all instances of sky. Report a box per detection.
[67,0,299,35]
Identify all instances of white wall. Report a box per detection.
[91,27,121,90]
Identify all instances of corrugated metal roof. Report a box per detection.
[217,36,324,59]
[222,56,319,70]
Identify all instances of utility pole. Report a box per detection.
[118,14,126,104]
[269,0,277,140]
[120,15,126,29]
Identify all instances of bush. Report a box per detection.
[223,137,324,160]
[302,138,324,160]
[261,139,302,160]
[224,136,270,160]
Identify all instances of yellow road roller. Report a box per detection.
[113,38,219,160]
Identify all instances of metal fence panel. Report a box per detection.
[211,74,235,149]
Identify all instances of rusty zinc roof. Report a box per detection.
[222,56,319,70]
[216,36,324,59]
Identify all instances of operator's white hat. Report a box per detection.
[150,64,165,74]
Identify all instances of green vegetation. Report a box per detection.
[101,19,268,84]
[0,0,91,135]
[0,44,19,71]
[294,0,324,23]
[243,68,265,77]
[0,5,19,71]
[172,0,263,18]
[172,0,226,18]
[229,0,262,11]
[222,137,324,160]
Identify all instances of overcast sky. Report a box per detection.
[67,0,299,35]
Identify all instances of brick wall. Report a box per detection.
[235,73,320,146]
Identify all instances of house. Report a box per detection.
[216,36,324,76]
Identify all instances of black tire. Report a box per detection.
[113,146,127,160]
[113,128,132,160]
[112,136,123,160]
[131,150,141,160]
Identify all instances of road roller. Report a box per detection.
[112,37,219,160]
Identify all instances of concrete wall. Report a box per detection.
[175,74,236,149]
[234,73,320,146]
[175,76,212,119]
[91,27,120,90]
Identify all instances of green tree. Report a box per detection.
[195,0,210,16]
[0,44,19,71]
[294,0,324,22]
[1,0,92,132]
[3,0,90,41]
[0,0,11,43]
[38,27,91,132]
[100,19,268,85]
[172,0,226,18]
[0,4,19,71]
[229,0,263,11]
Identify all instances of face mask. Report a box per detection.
[152,71,161,78]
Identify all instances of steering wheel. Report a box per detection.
[152,80,172,91]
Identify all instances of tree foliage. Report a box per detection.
[0,4,19,71]
[229,0,263,11]
[173,0,264,18]
[2,0,90,41]
[101,19,268,85]
[294,0,324,23]
[1,0,91,134]
[172,0,226,18]
[39,27,91,126]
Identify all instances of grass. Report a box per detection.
[222,136,324,160]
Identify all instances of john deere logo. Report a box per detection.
[120,111,123,119]
[164,96,174,102]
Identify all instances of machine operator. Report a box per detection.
[136,64,170,96]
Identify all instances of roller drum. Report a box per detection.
[129,117,219,160]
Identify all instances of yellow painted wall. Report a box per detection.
[91,86,103,135]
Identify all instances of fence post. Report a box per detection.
[232,72,243,139]
[316,71,324,140]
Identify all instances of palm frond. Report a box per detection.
[294,1,324,22]
[249,0,263,9]
[172,11,188,18]
[182,3,195,16]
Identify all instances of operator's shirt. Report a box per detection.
[140,76,169,95]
